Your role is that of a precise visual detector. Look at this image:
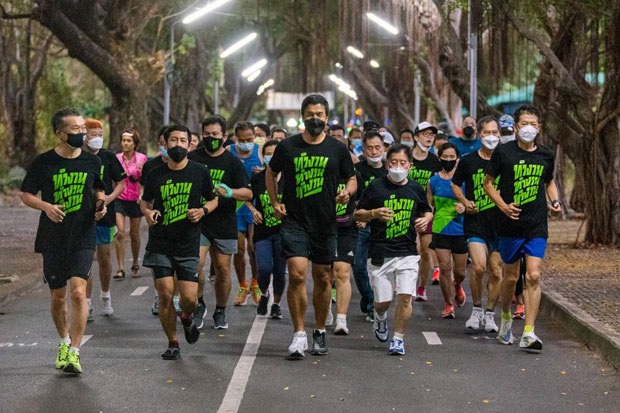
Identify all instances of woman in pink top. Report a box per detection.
[114,128,147,278]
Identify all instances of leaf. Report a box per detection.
[166,380,173,383]
[283,387,289,390]
[483,400,489,404]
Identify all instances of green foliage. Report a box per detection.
[177,33,196,56]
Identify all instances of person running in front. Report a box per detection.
[21,107,107,374]
[83,118,125,320]
[266,94,356,359]
[484,104,561,352]
[140,125,218,360]
[451,116,503,332]
[354,144,433,355]
[428,143,468,319]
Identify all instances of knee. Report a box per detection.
[158,289,173,304]
[236,245,246,256]
[473,263,487,275]
[398,295,412,306]
[526,270,541,286]
[129,230,140,242]
[51,292,66,307]
[288,273,306,287]
[116,230,126,241]
[70,287,85,303]
[335,268,350,283]
[179,295,196,309]
[489,266,502,282]
[439,263,451,274]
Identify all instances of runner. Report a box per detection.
[21,107,107,374]
[484,104,560,352]
[270,127,287,142]
[348,127,363,158]
[354,144,433,355]
[114,129,147,279]
[140,124,218,360]
[431,129,449,155]
[428,142,468,319]
[248,140,286,318]
[451,116,503,332]
[399,128,415,148]
[229,121,262,306]
[328,124,346,144]
[188,115,252,330]
[83,118,126,321]
[189,131,200,152]
[449,116,481,157]
[266,94,356,359]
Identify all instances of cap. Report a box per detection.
[499,114,514,132]
[435,130,448,140]
[379,131,394,145]
[363,120,381,132]
[414,121,438,135]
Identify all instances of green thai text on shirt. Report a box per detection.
[294,152,328,199]
[259,191,282,228]
[52,169,87,214]
[160,180,193,225]
[513,161,544,206]
[384,194,415,239]
[209,169,225,186]
[408,167,433,187]
[335,183,347,216]
[472,168,497,212]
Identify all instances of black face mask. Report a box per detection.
[66,132,85,148]
[167,146,187,162]
[304,118,326,137]
[440,159,457,172]
[203,136,222,153]
[463,126,475,138]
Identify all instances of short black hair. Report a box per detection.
[301,94,329,117]
[202,115,227,135]
[254,123,270,137]
[262,139,279,156]
[51,107,82,133]
[387,144,413,163]
[363,120,381,132]
[234,121,254,135]
[163,124,191,142]
[514,104,541,124]
[157,124,170,140]
[271,127,287,138]
[400,128,415,138]
[329,124,345,133]
[191,131,199,138]
[363,130,383,144]
[477,115,499,133]
[438,142,459,157]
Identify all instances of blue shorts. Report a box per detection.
[467,237,499,252]
[498,237,547,264]
[236,212,254,233]
[96,226,116,245]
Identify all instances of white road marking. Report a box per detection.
[422,332,442,345]
[130,286,149,296]
[80,335,93,346]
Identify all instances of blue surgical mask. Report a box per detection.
[352,138,362,148]
[238,142,254,152]
[159,145,168,158]
[264,155,272,166]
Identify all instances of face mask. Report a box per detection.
[417,142,431,152]
[159,145,168,158]
[352,138,362,147]
[237,142,254,152]
[481,135,499,150]
[401,141,414,148]
[87,137,103,150]
[304,118,326,137]
[440,159,457,172]
[463,126,475,138]
[388,167,408,183]
[500,134,515,144]
[518,125,538,143]
[167,146,188,162]
[263,155,272,166]
[367,155,383,164]
[66,132,85,148]
[203,136,222,152]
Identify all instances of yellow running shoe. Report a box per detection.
[55,342,70,369]
[233,286,249,306]
[251,284,261,305]
[63,349,82,374]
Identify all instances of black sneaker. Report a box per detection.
[257,295,269,316]
[183,319,200,344]
[193,301,207,329]
[311,329,328,355]
[270,303,282,319]
[161,346,181,360]
[213,309,228,329]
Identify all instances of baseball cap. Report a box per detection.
[379,131,394,145]
[414,121,438,135]
[499,114,514,132]
[363,120,381,132]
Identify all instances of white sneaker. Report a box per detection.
[333,318,349,335]
[465,307,484,330]
[484,311,498,333]
[87,303,94,322]
[519,331,543,353]
[101,295,113,316]
[287,331,308,359]
[325,304,334,327]
[497,318,514,345]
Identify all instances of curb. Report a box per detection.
[541,290,620,370]
[0,272,44,310]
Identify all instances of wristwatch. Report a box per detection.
[202,206,210,216]
[551,199,562,208]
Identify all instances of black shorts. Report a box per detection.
[42,249,93,290]
[142,251,199,282]
[280,219,336,265]
[334,226,357,265]
[116,199,143,218]
[431,233,468,254]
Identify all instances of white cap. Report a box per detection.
[380,131,394,145]
[415,121,438,135]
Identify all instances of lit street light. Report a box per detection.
[183,0,233,24]
[246,70,261,82]
[220,32,257,58]
[366,12,399,35]
[370,59,380,68]
[241,59,268,77]
[257,79,275,96]
[346,46,364,59]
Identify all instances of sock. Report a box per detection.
[86,298,92,307]
[316,329,326,334]
[100,290,110,298]
[60,336,71,344]
[251,278,258,287]
[336,313,347,322]
[501,311,512,321]
[198,296,206,306]
[173,295,180,301]
[239,280,248,288]
[69,346,80,355]
[168,340,180,348]
[486,308,495,314]
[472,305,482,311]
[393,332,404,340]
[524,324,534,334]
[216,305,226,311]
[375,310,387,320]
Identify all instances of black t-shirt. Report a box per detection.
[355,160,388,199]
[21,149,105,254]
[140,155,166,186]
[251,170,283,243]
[188,148,249,240]
[269,134,355,235]
[142,160,215,257]
[486,140,554,238]
[95,149,126,227]
[357,176,432,258]
[336,176,358,228]
[408,153,441,188]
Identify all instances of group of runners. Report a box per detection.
[20,93,560,374]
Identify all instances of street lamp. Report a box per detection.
[257,79,274,96]
[220,32,258,58]
[346,46,364,59]
[182,0,233,24]
[241,59,268,77]
[246,70,261,82]
[369,59,380,68]
[366,12,399,35]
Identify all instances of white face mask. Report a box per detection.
[401,141,414,148]
[500,134,515,144]
[518,125,538,143]
[417,142,430,152]
[388,167,408,183]
[367,155,383,164]
[87,137,104,150]
[481,135,499,150]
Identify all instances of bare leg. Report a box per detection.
[487,251,503,309]
[501,262,520,313]
[155,277,176,342]
[50,287,69,338]
[97,244,112,293]
[417,234,432,288]
[178,280,198,315]
[234,231,247,285]
[468,242,488,307]
[287,257,309,332]
[212,249,232,307]
[197,245,209,299]
[333,262,352,315]
[524,256,543,327]
[394,294,413,334]
[247,224,258,281]
[129,217,142,270]
[312,263,332,329]
[436,248,454,305]
[68,277,88,348]
[114,213,126,272]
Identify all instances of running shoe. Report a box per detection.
[415,286,428,302]
[101,295,113,316]
[270,303,282,319]
[333,318,349,335]
[388,337,405,355]
[431,267,440,285]
[465,307,484,330]
[325,303,334,327]
[182,316,200,344]
[360,296,369,314]
[484,311,499,333]
[55,342,70,369]
[161,345,181,360]
[331,287,337,303]
[193,301,207,329]
[257,294,269,316]
[152,294,159,316]
[366,309,375,323]
[311,330,328,355]
[287,331,308,360]
[233,286,249,306]
[251,284,261,305]
[497,318,514,345]
[173,296,181,314]
[454,282,466,307]
[513,304,525,320]
[519,332,543,353]
[63,349,82,374]
[442,304,455,319]
[213,308,228,329]
[87,305,94,322]
[373,311,389,342]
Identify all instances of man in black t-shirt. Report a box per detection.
[141,125,217,360]
[484,104,561,353]
[188,115,252,330]
[83,118,126,320]
[21,108,107,375]
[267,94,356,359]
[355,144,433,356]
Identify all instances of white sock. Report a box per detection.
[69,346,80,355]
[100,290,110,299]
[173,295,180,301]
[86,298,92,307]
[336,314,347,322]
[60,336,70,344]
[295,330,306,336]
[375,310,387,320]
[393,332,404,340]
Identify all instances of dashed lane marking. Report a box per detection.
[422,332,442,345]
[130,286,149,296]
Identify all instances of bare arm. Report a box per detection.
[484,174,520,220]
[545,179,562,213]
[266,166,286,219]
[105,181,125,205]
[451,183,476,213]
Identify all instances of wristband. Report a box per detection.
[202,206,209,216]
[215,183,233,198]
[551,199,562,208]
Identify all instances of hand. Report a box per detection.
[186,208,204,223]
[273,202,287,220]
[44,203,65,223]
[548,200,562,214]
[95,205,107,221]
[145,209,161,226]
[356,221,367,229]
[373,207,394,222]
[252,165,264,174]
[335,189,350,204]
[455,202,466,214]
[463,200,477,214]
[414,216,431,232]
[251,207,263,224]
[501,202,521,220]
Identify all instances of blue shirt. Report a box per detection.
[429,174,464,236]
[449,137,481,158]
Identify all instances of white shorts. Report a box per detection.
[368,255,420,303]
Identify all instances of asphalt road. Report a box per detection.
[1,244,619,412]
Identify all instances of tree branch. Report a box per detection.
[0,4,32,19]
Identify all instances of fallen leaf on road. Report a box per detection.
[410,372,415,375]
[483,400,489,404]
[560,371,566,375]
[425,361,432,365]
[166,380,173,383]
[453,369,458,372]
[310,395,315,398]
[283,387,289,390]
[561,393,567,396]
